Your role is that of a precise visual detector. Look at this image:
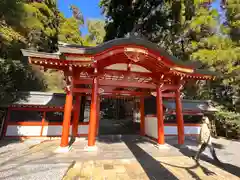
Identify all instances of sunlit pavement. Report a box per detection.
[0,136,239,180]
[63,157,239,180]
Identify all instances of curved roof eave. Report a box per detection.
[21,37,220,78]
[58,37,197,68]
[21,49,60,59]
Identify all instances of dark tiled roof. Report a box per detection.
[22,37,220,77]
[59,37,197,67]
[4,92,218,113]
[10,92,66,107]
[163,99,218,112]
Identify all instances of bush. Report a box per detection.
[213,109,240,139]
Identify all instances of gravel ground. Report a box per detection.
[0,164,70,180]
[0,139,71,180]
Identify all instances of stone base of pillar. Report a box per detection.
[155,144,170,149]
[84,145,98,152]
[54,146,72,153]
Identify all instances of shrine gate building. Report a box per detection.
[21,37,217,152]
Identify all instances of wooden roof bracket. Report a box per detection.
[64,65,73,93]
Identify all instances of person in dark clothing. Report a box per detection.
[194,116,221,163]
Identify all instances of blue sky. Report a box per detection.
[57,0,103,35]
[58,0,222,35]
[212,0,221,12]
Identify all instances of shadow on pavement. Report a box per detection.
[98,135,178,179]
[212,142,225,149]
[174,144,240,177]
[69,136,76,147]
[97,135,240,179]
[158,159,216,180]
[124,138,178,180]
[0,138,21,149]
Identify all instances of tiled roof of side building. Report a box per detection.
[2,92,218,113]
[1,92,66,107]
[163,99,218,112]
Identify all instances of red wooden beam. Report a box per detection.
[72,88,91,93]
[73,79,156,89]
[73,78,181,92]
[102,94,149,97]
[72,88,150,96]
[101,69,153,78]
[162,93,175,98]
[105,90,149,96]
[151,92,175,98]
[73,78,92,85]
[9,106,64,111]
[100,80,156,89]
[33,63,68,71]
[161,84,179,91]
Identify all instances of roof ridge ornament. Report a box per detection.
[124,47,148,63]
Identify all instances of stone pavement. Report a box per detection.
[63,157,239,180]
[62,136,240,180]
[0,135,239,180]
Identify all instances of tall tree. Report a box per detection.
[100,0,173,52]
[0,0,49,104]
[223,0,240,42]
[86,19,105,45]
[48,5,86,93]
[58,5,86,45]
[100,0,239,111]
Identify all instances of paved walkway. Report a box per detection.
[0,136,239,180]
[63,157,239,180]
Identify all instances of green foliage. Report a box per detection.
[58,17,84,45]
[101,0,176,55]
[100,0,240,139]
[58,5,86,45]
[0,0,27,59]
[223,0,240,42]
[0,59,47,105]
[0,0,59,104]
[213,108,240,139]
[86,19,105,45]
[44,70,64,93]
[0,0,106,102]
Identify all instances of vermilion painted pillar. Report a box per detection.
[156,85,165,144]
[60,91,73,147]
[88,77,98,146]
[95,96,100,136]
[175,89,184,144]
[140,97,145,136]
[72,95,81,137]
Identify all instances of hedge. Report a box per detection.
[213,109,240,139]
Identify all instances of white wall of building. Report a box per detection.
[145,116,200,139]
[6,125,42,136]
[5,124,89,137]
[5,116,200,138]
